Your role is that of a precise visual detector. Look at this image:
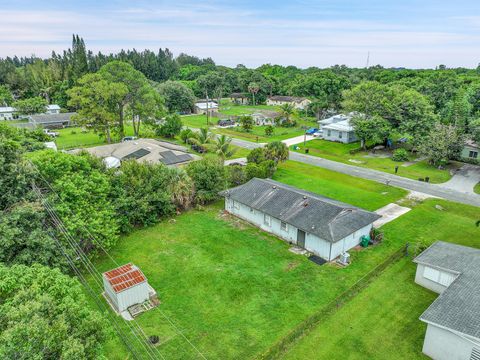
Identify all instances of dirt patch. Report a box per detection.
[285,261,300,271]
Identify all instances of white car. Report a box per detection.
[312,130,323,137]
[43,129,59,137]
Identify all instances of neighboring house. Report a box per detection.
[194,101,218,114]
[46,104,61,114]
[251,111,279,126]
[103,263,156,313]
[414,241,480,360]
[0,106,16,120]
[71,138,200,168]
[230,92,249,105]
[221,178,380,261]
[461,140,479,161]
[28,112,76,128]
[318,113,360,144]
[266,96,311,110]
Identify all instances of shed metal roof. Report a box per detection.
[221,178,380,242]
[103,263,147,294]
[414,241,480,340]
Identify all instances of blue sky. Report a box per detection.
[1,0,480,68]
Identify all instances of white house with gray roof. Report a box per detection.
[221,178,380,261]
[318,113,358,143]
[414,241,480,360]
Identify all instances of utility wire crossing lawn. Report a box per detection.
[91,171,478,359]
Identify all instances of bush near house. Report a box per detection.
[392,148,409,162]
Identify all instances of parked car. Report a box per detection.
[43,129,59,137]
[312,129,323,137]
[305,128,319,135]
[122,136,137,142]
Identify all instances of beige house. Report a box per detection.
[266,96,311,110]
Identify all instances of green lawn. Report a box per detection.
[273,161,407,211]
[280,198,480,359]
[292,139,460,184]
[282,258,434,360]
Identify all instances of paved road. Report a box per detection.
[229,137,480,207]
[441,164,480,195]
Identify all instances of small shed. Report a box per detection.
[103,263,152,313]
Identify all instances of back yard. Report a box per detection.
[291,139,461,184]
[90,160,479,360]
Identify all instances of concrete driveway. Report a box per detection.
[282,135,314,147]
[440,164,480,194]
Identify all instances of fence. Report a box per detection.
[259,244,409,360]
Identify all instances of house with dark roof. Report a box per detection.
[266,96,311,110]
[230,92,249,105]
[103,263,154,313]
[28,112,76,128]
[221,178,380,260]
[414,241,480,360]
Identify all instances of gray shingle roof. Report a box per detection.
[221,178,380,242]
[414,241,480,339]
[29,112,76,125]
[268,96,308,102]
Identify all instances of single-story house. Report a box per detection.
[103,263,156,313]
[71,138,200,168]
[230,93,249,105]
[0,106,16,120]
[318,113,351,130]
[194,101,218,114]
[221,178,380,261]
[461,140,478,161]
[28,112,76,128]
[414,241,480,360]
[46,104,61,114]
[251,111,279,126]
[321,119,358,143]
[266,96,312,110]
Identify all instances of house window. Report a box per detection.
[264,214,271,227]
[469,151,478,159]
[281,221,288,232]
[327,130,331,136]
[249,207,254,214]
[339,131,343,139]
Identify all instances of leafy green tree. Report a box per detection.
[214,134,236,158]
[68,73,128,143]
[351,115,391,150]
[279,103,295,126]
[165,166,194,210]
[226,165,247,186]
[12,96,47,115]
[157,80,195,113]
[239,115,254,132]
[0,85,13,106]
[156,114,183,138]
[264,125,274,136]
[247,147,266,164]
[443,89,472,132]
[186,157,226,204]
[0,263,108,360]
[470,118,480,143]
[265,141,289,162]
[180,128,194,143]
[197,71,225,104]
[342,81,395,120]
[29,150,119,251]
[0,201,66,269]
[110,161,176,232]
[130,84,164,137]
[418,124,464,167]
[308,96,329,120]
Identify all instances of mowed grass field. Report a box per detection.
[292,139,460,184]
[281,198,480,359]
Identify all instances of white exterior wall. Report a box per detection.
[225,198,372,260]
[0,111,14,120]
[323,128,357,143]
[266,99,311,110]
[103,277,150,312]
[422,323,480,360]
[415,264,457,294]
[330,224,373,260]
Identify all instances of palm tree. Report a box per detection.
[214,135,236,158]
[279,103,295,125]
[265,141,289,163]
[248,82,260,106]
[188,128,214,151]
[166,167,194,209]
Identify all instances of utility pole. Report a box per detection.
[366,51,370,68]
[205,92,209,126]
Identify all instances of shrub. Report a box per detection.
[156,114,183,138]
[247,147,266,164]
[264,125,274,136]
[186,158,226,204]
[226,165,248,186]
[392,148,409,162]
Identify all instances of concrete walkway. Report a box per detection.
[281,135,314,147]
[441,164,480,195]
[373,203,411,228]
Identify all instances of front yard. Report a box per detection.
[291,139,461,184]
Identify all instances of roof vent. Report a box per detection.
[303,195,307,200]
[273,185,277,189]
